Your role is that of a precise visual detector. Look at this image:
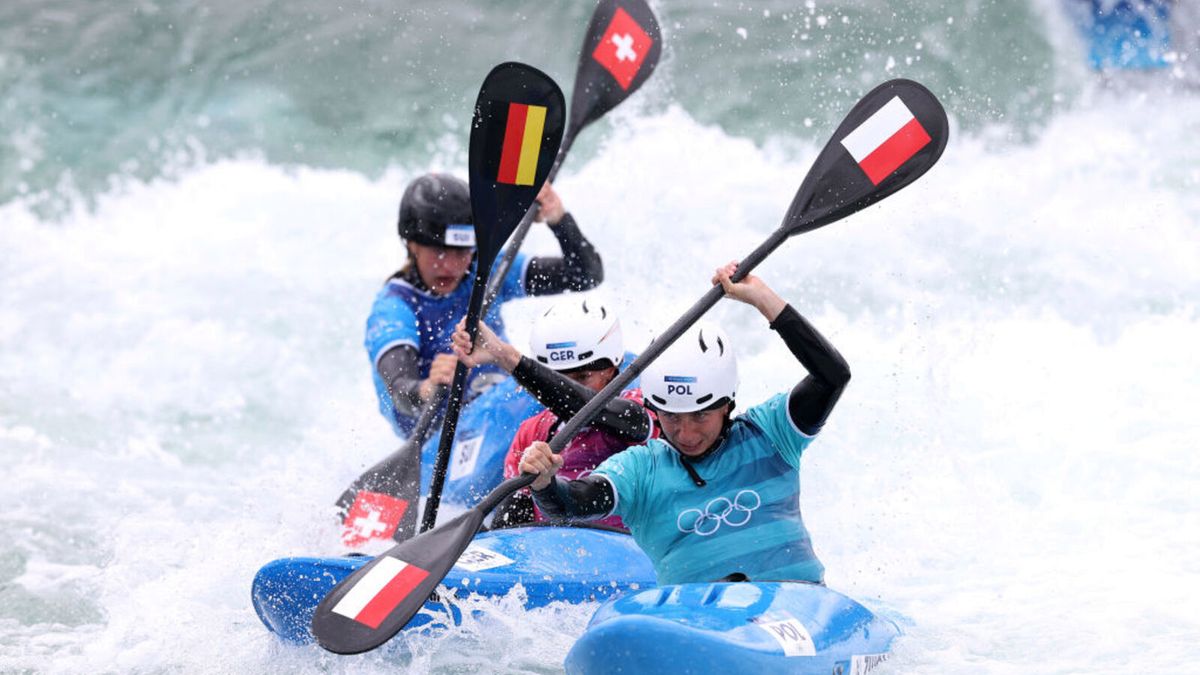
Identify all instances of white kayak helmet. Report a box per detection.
[529,297,624,372]
[643,322,738,413]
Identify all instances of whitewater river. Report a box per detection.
[2,0,1198,672]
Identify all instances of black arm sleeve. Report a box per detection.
[511,356,651,443]
[491,491,537,528]
[770,304,851,435]
[524,213,604,295]
[376,344,424,419]
[531,474,615,521]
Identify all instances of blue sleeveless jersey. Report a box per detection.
[592,393,823,585]
[364,254,530,436]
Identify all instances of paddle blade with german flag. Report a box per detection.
[569,0,662,135]
[468,62,566,270]
[782,79,949,237]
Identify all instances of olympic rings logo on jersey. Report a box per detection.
[676,490,762,536]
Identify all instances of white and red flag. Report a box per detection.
[341,491,408,548]
[330,556,430,629]
[592,7,652,90]
[840,96,932,185]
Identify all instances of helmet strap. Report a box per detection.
[663,413,734,479]
[680,457,707,487]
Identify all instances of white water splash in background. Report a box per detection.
[2,83,1199,673]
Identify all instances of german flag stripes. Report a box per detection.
[497,102,548,186]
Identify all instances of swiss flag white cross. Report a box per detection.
[351,509,387,538]
[341,490,408,547]
[611,33,637,62]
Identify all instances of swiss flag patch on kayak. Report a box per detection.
[330,556,430,629]
[341,491,408,547]
[840,96,932,185]
[592,7,652,90]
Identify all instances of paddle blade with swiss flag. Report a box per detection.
[339,490,409,548]
[569,0,662,135]
[783,79,949,237]
[334,433,423,548]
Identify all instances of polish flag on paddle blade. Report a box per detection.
[840,96,932,186]
[330,556,430,629]
[341,491,408,548]
[593,7,652,90]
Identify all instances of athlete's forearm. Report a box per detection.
[512,356,652,442]
[376,344,425,418]
[525,213,604,295]
[771,305,851,434]
[531,474,615,520]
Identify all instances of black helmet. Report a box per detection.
[397,173,475,248]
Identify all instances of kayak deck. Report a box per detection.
[252,525,656,643]
[565,581,900,674]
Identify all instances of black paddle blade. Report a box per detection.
[569,0,662,135]
[335,440,422,547]
[469,62,566,269]
[335,383,447,547]
[784,79,949,236]
[312,508,485,654]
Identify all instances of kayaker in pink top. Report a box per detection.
[450,297,655,529]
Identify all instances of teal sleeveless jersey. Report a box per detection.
[592,393,823,585]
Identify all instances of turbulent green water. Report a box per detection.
[3,1,1200,673]
[2,0,1074,214]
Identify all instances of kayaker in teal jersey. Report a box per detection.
[519,263,850,585]
[365,173,604,437]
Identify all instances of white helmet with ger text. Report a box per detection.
[643,322,738,413]
[529,297,624,371]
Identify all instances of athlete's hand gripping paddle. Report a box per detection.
[334,0,661,547]
[312,78,948,655]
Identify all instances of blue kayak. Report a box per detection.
[565,581,901,674]
[252,525,656,644]
[418,374,542,509]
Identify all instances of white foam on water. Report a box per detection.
[1,84,1199,673]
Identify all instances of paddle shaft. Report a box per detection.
[418,128,579,532]
[404,383,447,450]
[419,273,490,532]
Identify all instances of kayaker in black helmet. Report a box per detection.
[365,172,604,437]
[519,263,850,585]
